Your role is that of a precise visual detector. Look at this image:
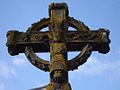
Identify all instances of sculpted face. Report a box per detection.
[53,70,64,83]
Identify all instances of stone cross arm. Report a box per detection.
[6,3,111,90]
[6,29,110,56]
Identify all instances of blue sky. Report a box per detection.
[0,0,120,90]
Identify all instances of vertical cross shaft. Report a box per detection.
[46,3,71,90]
[6,2,110,90]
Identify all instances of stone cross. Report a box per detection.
[6,3,110,90]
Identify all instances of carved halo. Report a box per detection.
[24,17,92,72]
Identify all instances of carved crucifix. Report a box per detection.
[6,3,110,90]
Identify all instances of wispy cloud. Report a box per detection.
[13,58,28,66]
[70,55,120,80]
[0,54,28,78]
[0,83,5,90]
[0,62,16,78]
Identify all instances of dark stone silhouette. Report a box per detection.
[6,2,110,90]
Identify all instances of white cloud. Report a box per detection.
[13,58,28,66]
[70,55,120,79]
[0,62,16,78]
[0,55,28,78]
[0,83,5,90]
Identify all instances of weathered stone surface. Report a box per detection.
[6,2,110,90]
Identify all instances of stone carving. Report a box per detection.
[6,2,110,90]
